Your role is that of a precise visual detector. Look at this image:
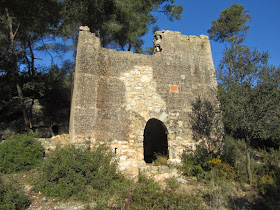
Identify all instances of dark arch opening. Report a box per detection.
[143,118,169,163]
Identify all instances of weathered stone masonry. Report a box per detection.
[70,27,218,176]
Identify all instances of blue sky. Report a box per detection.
[144,0,280,69]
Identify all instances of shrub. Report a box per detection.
[253,148,280,197]
[257,172,275,195]
[0,177,30,209]
[181,145,236,181]
[0,133,45,174]
[165,177,180,191]
[222,136,247,182]
[181,145,214,178]
[34,145,204,208]
[204,179,235,209]
[35,145,120,200]
[208,162,236,181]
[124,174,203,209]
[90,173,203,209]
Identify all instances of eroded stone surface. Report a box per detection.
[69,29,219,178]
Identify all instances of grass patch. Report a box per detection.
[153,155,168,166]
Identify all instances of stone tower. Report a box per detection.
[70,26,218,175]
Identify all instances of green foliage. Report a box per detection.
[0,0,62,131]
[0,0,61,82]
[181,145,236,181]
[257,172,275,195]
[123,174,203,209]
[204,179,235,209]
[90,173,203,209]
[181,146,214,178]
[129,174,165,207]
[215,136,280,200]
[223,136,248,182]
[60,0,183,51]
[165,177,180,191]
[0,177,30,209]
[209,3,280,184]
[0,133,45,174]
[210,161,236,181]
[253,148,280,197]
[207,3,251,44]
[209,4,280,146]
[33,145,203,208]
[38,63,72,128]
[222,136,280,188]
[35,145,120,200]
[217,46,279,144]
[189,97,223,152]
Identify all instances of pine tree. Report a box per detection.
[208,3,280,184]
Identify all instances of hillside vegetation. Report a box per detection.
[0,133,279,209]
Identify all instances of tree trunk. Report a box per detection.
[28,38,35,77]
[245,138,253,185]
[17,84,30,130]
[96,29,100,38]
[6,8,30,131]
[128,43,132,51]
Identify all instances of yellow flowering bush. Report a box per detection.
[208,155,221,168]
[181,145,237,181]
[258,171,276,195]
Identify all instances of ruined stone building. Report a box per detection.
[70,26,218,176]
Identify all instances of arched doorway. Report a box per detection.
[143,118,169,163]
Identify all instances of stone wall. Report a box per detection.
[70,27,218,177]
